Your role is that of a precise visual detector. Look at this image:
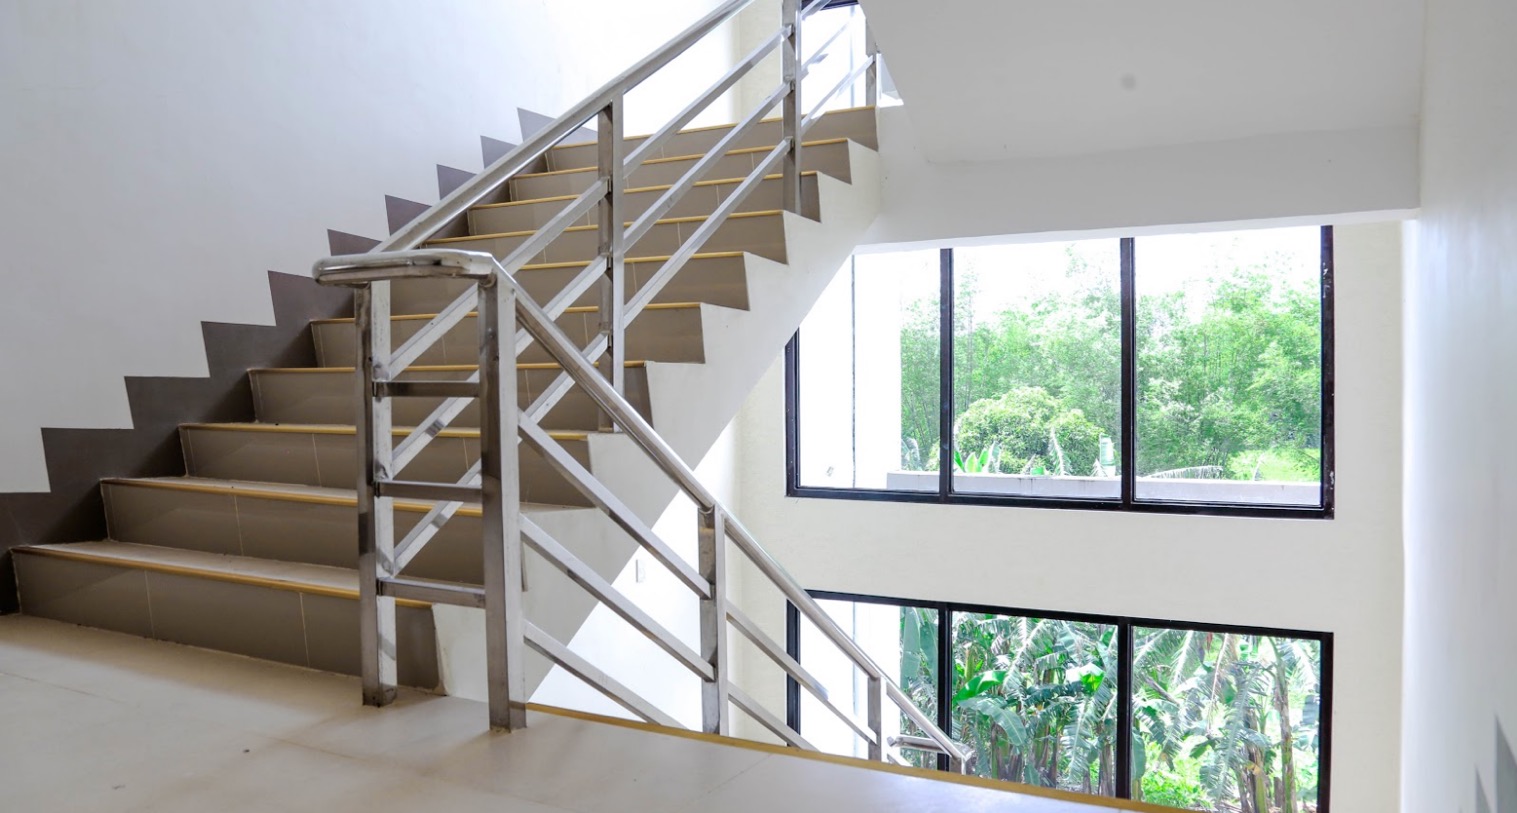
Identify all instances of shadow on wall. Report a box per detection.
[0,108,583,613]
[1474,724,1517,813]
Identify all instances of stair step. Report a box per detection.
[386,252,751,315]
[514,138,856,201]
[545,105,878,172]
[250,362,653,430]
[312,302,709,367]
[427,210,787,267]
[178,422,593,506]
[469,171,820,234]
[100,477,583,583]
[12,540,441,688]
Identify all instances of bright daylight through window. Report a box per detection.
[792,594,1331,812]
[787,226,1332,515]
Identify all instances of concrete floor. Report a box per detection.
[0,616,1129,813]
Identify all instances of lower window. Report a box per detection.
[790,592,1332,811]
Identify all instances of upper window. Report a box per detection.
[786,226,1333,516]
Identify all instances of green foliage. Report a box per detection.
[897,244,1322,482]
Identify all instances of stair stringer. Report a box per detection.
[516,140,883,724]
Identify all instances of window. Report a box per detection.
[790,592,1333,811]
[786,226,1334,517]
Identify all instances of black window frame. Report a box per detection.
[784,227,1336,519]
[785,591,1334,810]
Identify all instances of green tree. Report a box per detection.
[954,386,1105,474]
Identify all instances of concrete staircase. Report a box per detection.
[11,106,881,701]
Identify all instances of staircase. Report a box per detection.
[7,0,969,777]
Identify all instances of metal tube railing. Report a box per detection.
[312,0,942,774]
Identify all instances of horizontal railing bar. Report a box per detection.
[726,604,877,745]
[392,463,482,575]
[379,577,486,609]
[516,415,711,599]
[376,380,481,399]
[495,178,609,276]
[379,0,755,253]
[628,139,788,320]
[314,249,501,285]
[801,53,876,135]
[521,516,714,681]
[889,734,950,754]
[625,80,790,249]
[524,621,682,729]
[376,480,483,504]
[624,29,787,172]
[728,683,815,751]
[388,286,479,376]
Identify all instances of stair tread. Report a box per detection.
[103,475,585,517]
[310,302,701,327]
[427,209,782,245]
[16,540,405,605]
[474,171,819,211]
[550,105,874,151]
[181,421,592,442]
[520,137,852,179]
[251,360,651,374]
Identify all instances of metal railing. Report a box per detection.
[314,0,968,773]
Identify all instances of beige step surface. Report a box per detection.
[427,210,788,267]
[514,138,856,200]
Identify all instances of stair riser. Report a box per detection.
[101,483,486,584]
[179,427,593,507]
[515,139,853,201]
[439,212,786,267]
[13,552,440,688]
[314,306,706,368]
[470,173,819,235]
[385,253,750,315]
[250,367,652,430]
[545,107,878,171]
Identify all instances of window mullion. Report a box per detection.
[938,248,954,501]
[1120,238,1136,507]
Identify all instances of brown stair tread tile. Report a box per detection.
[102,475,580,518]
[250,360,649,374]
[550,105,874,150]
[473,171,820,210]
[15,540,428,607]
[180,422,591,442]
[520,137,852,179]
[310,302,701,326]
[426,209,782,245]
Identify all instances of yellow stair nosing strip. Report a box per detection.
[516,250,744,271]
[473,170,819,210]
[311,302,700,326]
[179,422,590,443]
[550,104,875,150]
[100,477,485,519]
[16,544,432,610]
[517,137,851,179]
[427,209,781,245]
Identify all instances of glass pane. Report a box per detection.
[1134,227,1323,506]
[800,5,868,114]
[950,611,1119,795]
[799,599,939,766]
[1131,628,1324,811]
[950,241,1122,499]
[796,250,940,490]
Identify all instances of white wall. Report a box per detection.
[1401,0,1517,808]
[866,106,1419,249]
[0,0,738,491]
[733,222,1405,812]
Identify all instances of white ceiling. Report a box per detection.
[860,0,1425,163]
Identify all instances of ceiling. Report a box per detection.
[860,0,1425,163]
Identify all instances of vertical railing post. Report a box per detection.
[781,0,802,214]
[478,275,527,731]
[356,281,398,708]
[866,673,884,761]
[864,20,878,107]
[698,505,730,734]
[597,94,627,423]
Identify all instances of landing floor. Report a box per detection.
[0,616,1130,812]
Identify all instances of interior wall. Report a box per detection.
[0,0,737,492]
[733,221,1405,812]
[1401,0,1517,808]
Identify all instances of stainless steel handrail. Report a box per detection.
[313,0,964,775]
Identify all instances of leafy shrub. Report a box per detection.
[954,386,1105,474]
